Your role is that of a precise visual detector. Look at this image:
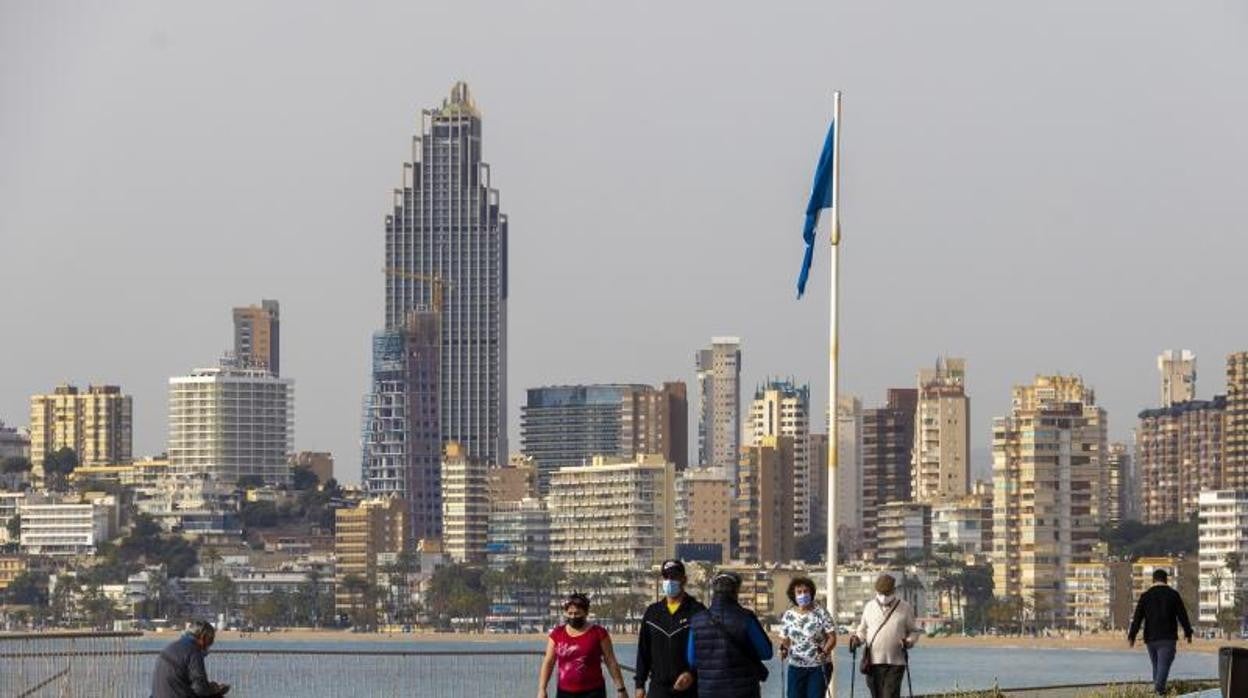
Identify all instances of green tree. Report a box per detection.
[1099,518,1198,558]
[81,585,117,630]
[341,573,374,628]
[51,575,81,626]
[42,447,79,491]
[427,564,489,629]
[209,574,237,624]
[4,570,50,606]
[291,465,319,491]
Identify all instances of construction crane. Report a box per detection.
[382,267,450,311]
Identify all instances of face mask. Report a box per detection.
[877,593,895,605]
[662,580,682,598]
[566,616,587,630]
[796,593,812,607]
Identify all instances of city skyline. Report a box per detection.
[4,2,1248,483]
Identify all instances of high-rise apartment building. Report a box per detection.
[931,483,993,561]
[1106,442,1131,525]
[696,337,742,479]
[548,455,675,577]
[233,300,280,375]
[675,467,733,562]
[1159,350,1196,406]
[361,312,442,542]
[441,442,488,564]
[0,421,29,461]
[168,366,293,485]
[487,457,538,507]
[992,375,1107,625]
[736,436,796,564]
[1137,397,1225,524]
[1224,352,1248,489]
[334,497,407,617]
[522,383,686,492]
[1197,490,1248,624]
[747,379,811,536]
[913,357,970,503]
[30,384,132,477]
[383,82,508,467]
[860,388,917,559]
[620,382,688,470]
[486,497,550,570]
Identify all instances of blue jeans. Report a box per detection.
[1146,639,1177,695]
[787,664,832,698]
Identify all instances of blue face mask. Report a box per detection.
[796,593,812,607]
[662,579,682,598]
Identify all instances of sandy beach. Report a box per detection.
[184,628,1248,655]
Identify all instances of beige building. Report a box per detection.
[30,384,132,477]
[992,375,1107,626]
[1132,556,1182,600]
[1224,352,1248,490]
[488,457,538,507]
[1159,350,1197,406]
[1106,442,1132,525]
[913,357,970,503]
[441,442,488,563]
[0,555,26,591]
[548,455,676,577]
[931,484,993,561]
[1137,397,1225,524]
[1066,563,1114,632]
[233,300,280,375]
[676,467,732,560]
[737,436,795,564]
[291,452,334,485]
[876,501,931,563]
[334,497,407,616]
[747,380,811,536]
[620,382,688,470]
[696,338,742,481]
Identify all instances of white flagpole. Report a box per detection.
[826,90,842,698]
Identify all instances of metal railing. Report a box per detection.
[0,633,633,697]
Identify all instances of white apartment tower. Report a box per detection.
[1198,490,1248,624]
[168,365,294,485]
[696,337,742,482]
[913,357,970,503]
[1159,350,1196,406]
[747,379,812,536]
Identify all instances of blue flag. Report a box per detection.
[796,119,836,298]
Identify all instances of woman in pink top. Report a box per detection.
[537,593,628,698]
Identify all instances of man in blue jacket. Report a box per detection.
[151,621,230,698]
[687,571,773,698]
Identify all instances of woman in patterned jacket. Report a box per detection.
[778,576,837,698]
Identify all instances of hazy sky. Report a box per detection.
[3,1,1248,483]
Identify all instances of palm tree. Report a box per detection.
[202,547,223,578]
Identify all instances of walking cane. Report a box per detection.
[780,652,787,698]
[903,645,914,698]
[849,644,857,698]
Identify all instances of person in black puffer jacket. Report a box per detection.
[634,559,705,698]
[686,572,773,698]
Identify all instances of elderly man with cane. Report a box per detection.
[848,575,920,698]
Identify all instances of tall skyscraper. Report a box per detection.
[1224,352,1248,490]
[233,300,280,375]
[30,384,132,477]
[361,311,442,542]
[383,82,508,467]
[1106,442,1131,525]
[746,379,811,536]
[696,337,742,480]
[736,436,796,564]
[1136,396,1225,524]
[521,383,686,492]
[913,357,970,503]
[992,375,1106,625]
[168,365,293,485]
[860,388,917,560]
[1158,350,1196,406]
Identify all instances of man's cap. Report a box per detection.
[875,574,896,595]
[661,559,686,579]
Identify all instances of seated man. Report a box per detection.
[151,620,230,698]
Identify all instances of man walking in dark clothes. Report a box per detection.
[1128,568,1193,696]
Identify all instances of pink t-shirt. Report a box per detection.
[550,623,608,692]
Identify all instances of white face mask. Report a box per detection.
[876,593,895,605]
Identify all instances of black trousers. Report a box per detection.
[556,688,607,698]
[865,664,906,698]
